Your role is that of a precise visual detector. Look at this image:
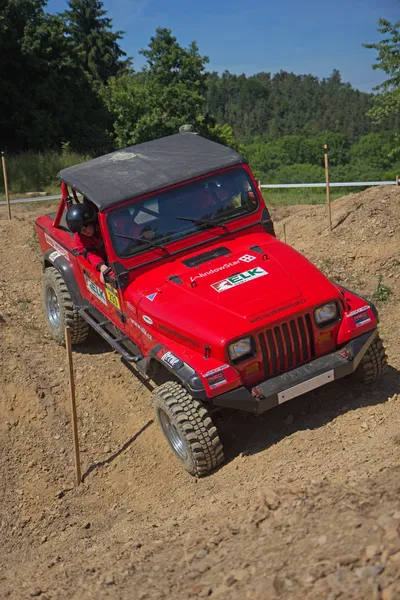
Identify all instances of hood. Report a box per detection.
[125,233,341,355]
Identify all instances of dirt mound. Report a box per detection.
[1,188,399,600]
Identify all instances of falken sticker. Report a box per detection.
[211,267,268,293]
[207,371,227,389]
[105,284,120,310]
[85,276,107,305]
[45,234,70,262]
[130,318,153,340]
[142,315,153,325]
[353,310,371,327]
[48,251,60,263]
[348,305,370,317]
[160,350,183,369]
[146,293,157,301]
[204,364,230,377]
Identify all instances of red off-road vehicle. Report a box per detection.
[36,131,388,477]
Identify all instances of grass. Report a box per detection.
[261,188,351,207]
[0,149,91,196]
[372,275,393,303]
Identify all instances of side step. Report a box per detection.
[79,306,143,363]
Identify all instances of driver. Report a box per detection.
[66,203,112,283]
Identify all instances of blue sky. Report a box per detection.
[46,0,399,92]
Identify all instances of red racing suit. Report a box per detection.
[74,228,108,272]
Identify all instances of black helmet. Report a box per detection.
[66,203,97,233]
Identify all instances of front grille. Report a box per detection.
[258,314,315,377]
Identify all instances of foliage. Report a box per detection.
[372,274,393,303]
[0,149,91,194]
[63,0,131,83]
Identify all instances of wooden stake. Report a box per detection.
[258,179,261,190]
[283,223,287,244]
[1,152,11,220]
[396,175,399,186]
[324,144,332,232]
[65,326,81,486]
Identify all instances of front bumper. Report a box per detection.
[212,330,377,414]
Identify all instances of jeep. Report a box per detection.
[35,131,388,477]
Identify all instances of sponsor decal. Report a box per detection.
[142,315,153,325]
[190,255,257,283]
[130,318,152,340]
[207,370,227,389]
[353,310,371,327]
[48,251,60,263]
[146,293,157,301]
[348,305,370,317]
[126,301,135,311]
[159,349,183,369]
[211,267,268,293]
[105,284,120,310]
[204,364,230,377]
[238,254,256,263]
[250,298,307,323]
[85,276,107,305]
[158,324,200,348]
[45,234,70,262]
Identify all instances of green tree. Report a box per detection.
[63,0,130,83]
[364,16,400,125]
[105,28,229,147]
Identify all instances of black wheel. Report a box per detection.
[354,334,388,384]
[43,267,89,345]
[153,381,224,477]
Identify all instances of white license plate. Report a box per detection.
[277,369,334,404]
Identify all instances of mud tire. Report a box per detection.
[153,381,225,477]
[354,334,388,384]
[43,267,89,345]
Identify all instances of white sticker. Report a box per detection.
[85,276,107,305]
[211,267,268,293]
[45,234,70,262]
[204,364,230,377]
[347,305,370,317]
[143,315,153,325]
[239,254,256,263]
[161,351,181,368]
[48,251,60,263]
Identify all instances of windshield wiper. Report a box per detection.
[115,233,169,253]
[176,216,229,231]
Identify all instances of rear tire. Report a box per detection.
[43,267,89,345]
[153,381,224,477]
[354,334,388,384]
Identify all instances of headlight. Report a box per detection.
[314,302,338,326]
[228,337,254,362]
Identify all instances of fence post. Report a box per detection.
[396,175,399,186]
[323,144,332,232]
[257,179,261,191]
[65,326,82,486]
[1,152,11,220]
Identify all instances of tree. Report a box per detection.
[63,0,130,83]
[364,16,400,125]
[105,28,218,146]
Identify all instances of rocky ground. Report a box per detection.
[0,187,399,600]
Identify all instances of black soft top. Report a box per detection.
[58,133,246,211]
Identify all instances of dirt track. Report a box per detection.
[0,187,399,600]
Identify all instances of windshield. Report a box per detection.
[108,167,259,257]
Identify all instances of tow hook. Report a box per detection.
[339,348,352,361]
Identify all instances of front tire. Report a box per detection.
[43,267,89,345]
[354,334,388,384]
[153,381,224,477]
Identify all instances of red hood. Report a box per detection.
[125,233,342,357]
